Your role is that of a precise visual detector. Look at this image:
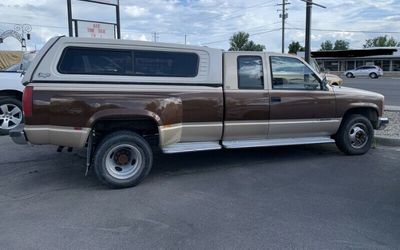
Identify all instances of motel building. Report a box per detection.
[309,47,400,77]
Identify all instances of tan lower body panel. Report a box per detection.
[24,119,340,150]
[267,119,341,138]
[223,121,269,140]
[25,125,90,148]
[159,122,223,146]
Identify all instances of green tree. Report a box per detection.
[229,32,265,51]
[333,40,349,50]
[363,35,400,48]
[288,41,304,54]
[320,40,333,51]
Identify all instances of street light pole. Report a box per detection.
[67,0,73,37]
[14,24,32,51]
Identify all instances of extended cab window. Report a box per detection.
[58,47,199,77]
[133,50,198,77]
[270,56,321,90]
[237,56,264,89]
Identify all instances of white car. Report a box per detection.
[344,65,383,79]
[0,52,35,134]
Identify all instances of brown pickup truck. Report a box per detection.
[11,36,388,188]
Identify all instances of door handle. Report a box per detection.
[271,96,281,103]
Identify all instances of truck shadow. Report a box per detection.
[149,144,343,178]
[0,143,346,194]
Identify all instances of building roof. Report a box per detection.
[311,48,398,58]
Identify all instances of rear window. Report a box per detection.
[58,47,199,77]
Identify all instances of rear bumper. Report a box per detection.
[10,123,28,145]
[377,117,389,130]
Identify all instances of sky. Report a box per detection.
[0,0,400,52]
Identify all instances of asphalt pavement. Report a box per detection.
[342,77,400,106]
[0,135,399,249]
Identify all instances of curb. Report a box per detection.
[379,105,400,146]
[375,135,400,147]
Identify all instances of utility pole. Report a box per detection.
[278,0,290,53]
[184,34,187,45]
[301,0,326,63]
[153,32,157,42]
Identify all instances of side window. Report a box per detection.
[270,56,321,90]
[58,47,199,77]
[133,50,199,77]
[58,48,132,75]
[237,56,264,89]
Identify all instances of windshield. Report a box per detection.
[4,63,21,71]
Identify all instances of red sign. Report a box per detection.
[77,21,115,39]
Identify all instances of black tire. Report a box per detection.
[346,73,354,78]
[335,114,374,155]
[93,131,153,188]
[369,72,378,79]
[0,97,23,135]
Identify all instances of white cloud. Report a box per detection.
[0,0,399,52]
[124,5,149,17]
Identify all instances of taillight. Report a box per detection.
[22,86,33,118]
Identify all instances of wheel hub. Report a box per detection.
[115,151,130,165]
[349,123,368,149]
[0,104,23,130]
[105,144,142,180]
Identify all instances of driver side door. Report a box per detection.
[268,56,338,139]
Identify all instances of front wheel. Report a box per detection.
[0,98,23,135]
[346,72,354,78]
[93,131,153,188]
[335,114,374,155]
[369,72,378,79]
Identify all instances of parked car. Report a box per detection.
[11,37,388,188]
[344,65,383,79]
[305,58,343,86]
[0,52,36,134]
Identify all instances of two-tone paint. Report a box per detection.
[20,37,385,152]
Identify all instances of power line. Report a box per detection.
[285,27,400,34]
[202,28,281,45]
[185,1,277,25]
[194,21,282,40]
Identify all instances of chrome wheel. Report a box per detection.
[0,103,23,130]
[105,144,143,180]
[349,123,368,149]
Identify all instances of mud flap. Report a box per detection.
[85,130,95,176]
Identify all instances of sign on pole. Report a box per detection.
[67,0,121,39]
[75,20,116,39]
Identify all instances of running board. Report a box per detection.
[162,141,221,154]
[223,137,335,149]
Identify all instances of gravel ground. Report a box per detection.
[375,111,400,138]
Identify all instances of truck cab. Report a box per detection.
[222,52,338,146]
